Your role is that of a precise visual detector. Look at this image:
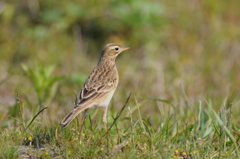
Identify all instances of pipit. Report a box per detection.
[60,43,129,129]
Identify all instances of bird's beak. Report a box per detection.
[121,47,130,52]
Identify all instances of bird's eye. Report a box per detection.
[115,47,119,51]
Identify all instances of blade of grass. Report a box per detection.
[208,102,239,156]
[134,96,146,132]
[103,93,131,137]
[25,106,48,130]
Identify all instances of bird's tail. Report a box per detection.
[60,104,90,128]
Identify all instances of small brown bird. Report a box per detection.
[60,43,129,128]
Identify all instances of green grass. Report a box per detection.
[0,94,239,158]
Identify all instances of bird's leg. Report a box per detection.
[103,107,108,130]
[103,107,110,153]
[78,109,88,141]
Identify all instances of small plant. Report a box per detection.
[21,64,61,107]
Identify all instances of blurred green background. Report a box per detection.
[0,0,240,158]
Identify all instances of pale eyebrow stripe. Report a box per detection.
[109,45,118,50]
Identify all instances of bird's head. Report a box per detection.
[101,43,129,60]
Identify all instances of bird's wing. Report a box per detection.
[74,68,116,108]
[74,83,114,108]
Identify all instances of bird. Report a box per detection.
[60,43,129,129]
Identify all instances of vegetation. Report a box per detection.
[0,0,240,158]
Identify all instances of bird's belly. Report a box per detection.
[98,89,115,107]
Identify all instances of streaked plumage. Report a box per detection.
[60,43,129,128]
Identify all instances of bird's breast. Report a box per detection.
[98,89,116,107]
